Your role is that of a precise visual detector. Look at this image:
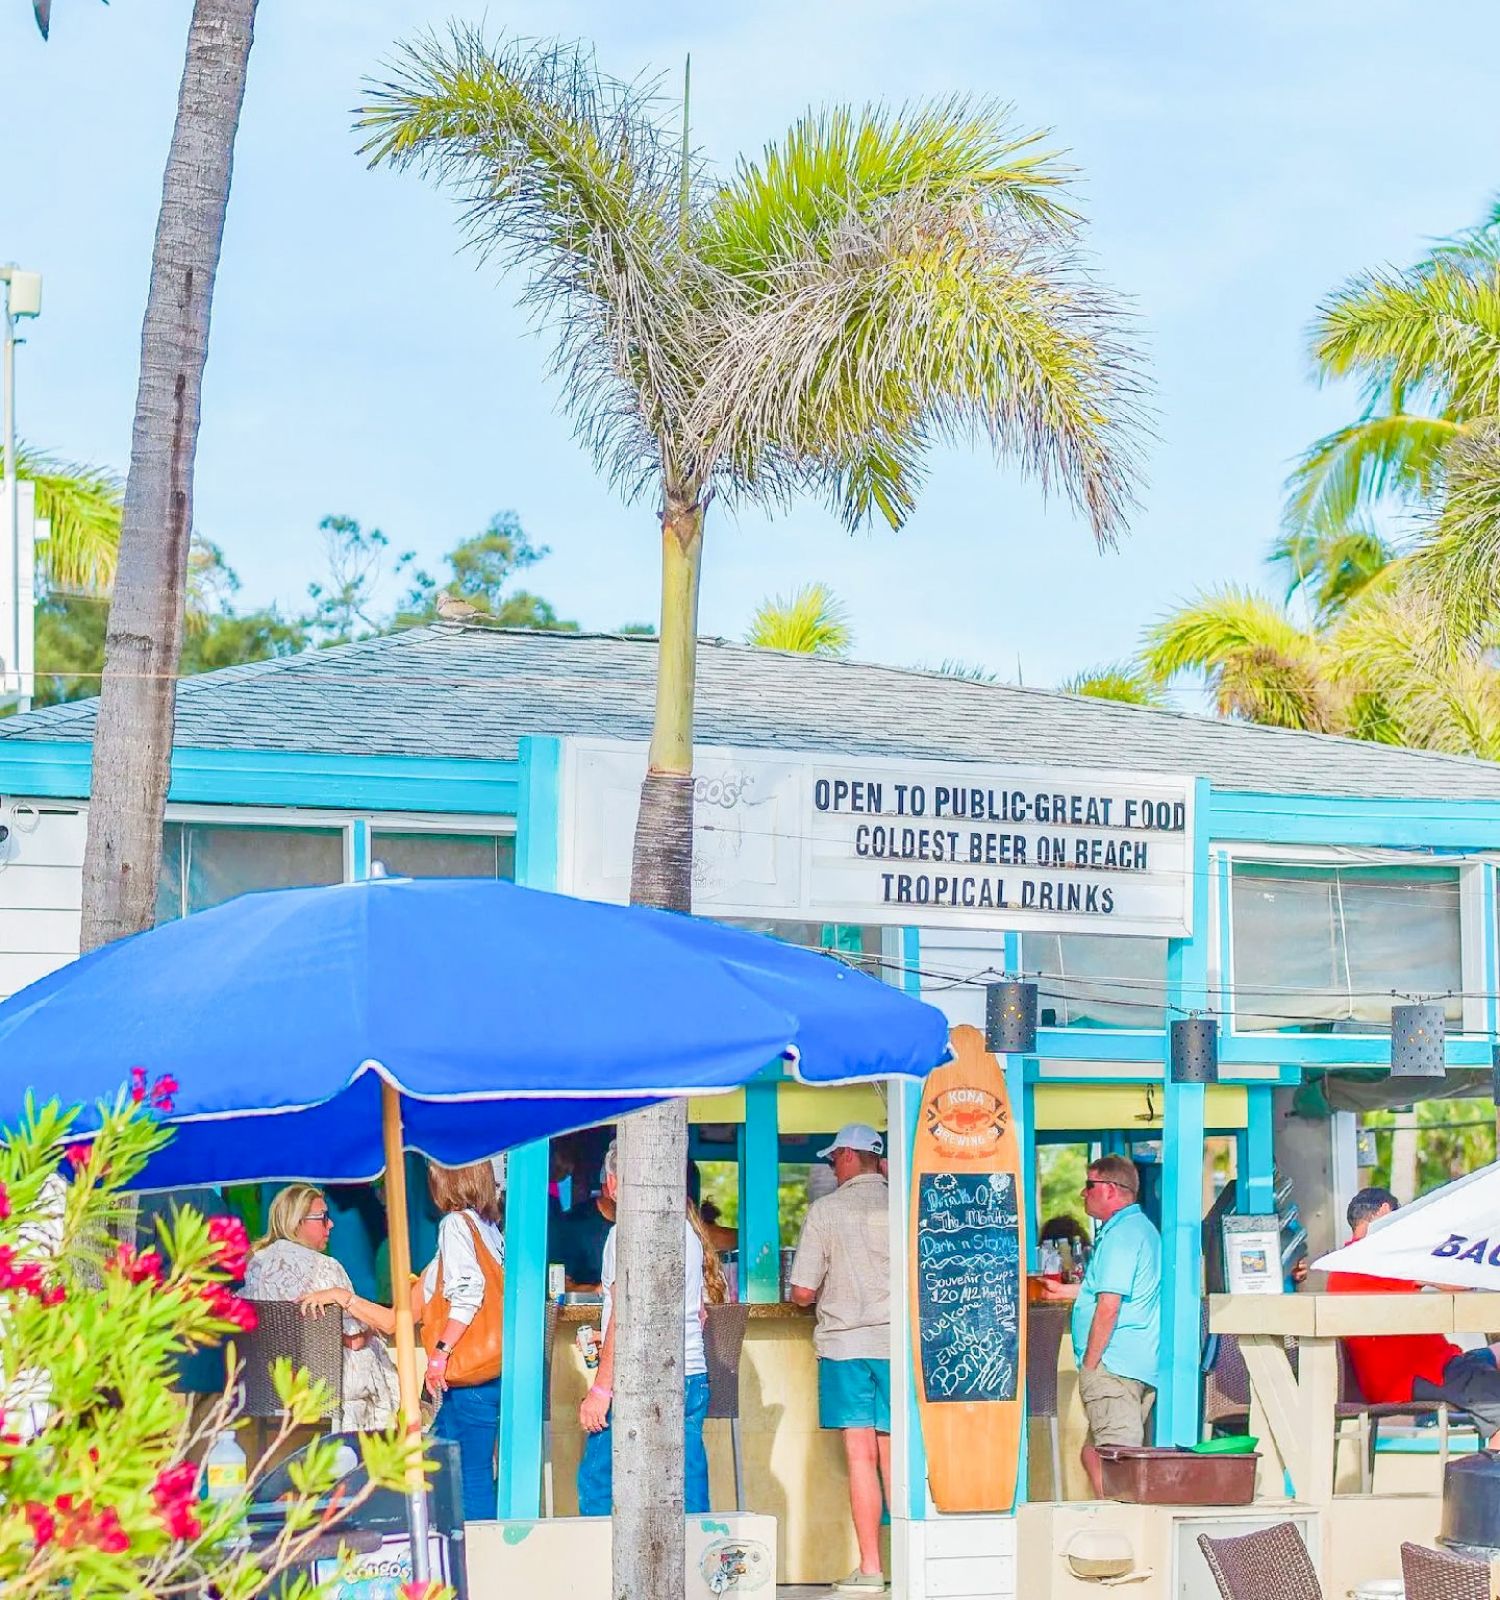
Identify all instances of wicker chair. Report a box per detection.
[1197,1522,1322,1600]
[1026,1303,1071,1497]
[705,1303,752,1511]
[1336,1341,1454,1495]
[235,1300,343,1449]
[1202,1331,1253,1440]
[1400,1541,1489,1600]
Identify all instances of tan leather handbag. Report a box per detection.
[420,1214,504,1386]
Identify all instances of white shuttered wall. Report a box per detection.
[0,805,84,1001]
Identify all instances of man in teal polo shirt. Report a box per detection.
[1043,1154,1161,1496]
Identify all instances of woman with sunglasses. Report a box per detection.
[243,1183,399,1431]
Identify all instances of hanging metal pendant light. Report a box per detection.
[1170,1016,1218,1084]
[985,979,1038,1054]
[1391,1003,1446,1079]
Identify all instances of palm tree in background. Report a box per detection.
[11,443,122,593]
[1286,198,1500,540]
[745,582,851,655]
[71,0,259,952]
[1061,661,1166,707]
[360,28,1145,1598]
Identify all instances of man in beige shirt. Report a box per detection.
[790,1123,891,1595]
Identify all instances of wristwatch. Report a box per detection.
[433,1339,454,1356]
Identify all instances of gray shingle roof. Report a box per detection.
[4,624,1500,800]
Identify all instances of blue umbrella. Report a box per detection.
[0,876,947,1182]
[0,876,949,1563]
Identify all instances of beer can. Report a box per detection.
[547,1262,565,1301]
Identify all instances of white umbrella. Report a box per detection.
[1314,1160,1500,1289]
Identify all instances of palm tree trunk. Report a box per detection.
[617,491,702,1600]
[78,0,257,951]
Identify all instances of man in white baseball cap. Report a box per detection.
[789,1122,891,1593]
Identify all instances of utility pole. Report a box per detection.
[1,266,42,713]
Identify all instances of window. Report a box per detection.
[369,831,516,881]
[722,921,883,959]
[1230,862,1462,1033]
[1020,933,1167,1029]
[157,823,344,923]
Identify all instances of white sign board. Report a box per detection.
[559,738,1196,938]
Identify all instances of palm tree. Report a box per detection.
[1141,578,1500,756]
[11,444,122,593]
[1061,661,1166,707]
[1145,588,1343,732]
[1286,202,1500,540]
[76,0,259,952]
[745,581,851,655]
[360,31,1143,1596]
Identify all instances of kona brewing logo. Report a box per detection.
[927,1086,1006,1155]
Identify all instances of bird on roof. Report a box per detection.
[435,590,483,623]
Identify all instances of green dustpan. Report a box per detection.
[1193,1435,1259,1455]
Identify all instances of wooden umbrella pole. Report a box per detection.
[381,1079,433,1583]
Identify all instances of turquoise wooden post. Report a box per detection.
[496,736,562,1520]
[1158,779,1213,1447]
[498,1140,550,1519]
[740,1074,781,1303]
[892,927,931,1526]
[1243,1087,1276,1214]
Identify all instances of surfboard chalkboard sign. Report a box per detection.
[909,1023,1027,1513]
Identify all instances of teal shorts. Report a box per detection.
[818,1356,891,1433]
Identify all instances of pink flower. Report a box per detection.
[158,1498,201,1541]
[0,1181,10,1220]
[152,1461,202,1541]
[24,1501,55,1547]
[202,1283,257,1332]
[128,1066,147,1104]
[90,1506,128,1555]
[64,1146,90,1171]
[207,1215,249,1280]
[149,1074,179,1113]
[107,1244,164,1287]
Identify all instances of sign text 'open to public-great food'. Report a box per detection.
[560,739,1197,938]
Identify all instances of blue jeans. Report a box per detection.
[577,1371,710,1515]
[432,1377,501,1523]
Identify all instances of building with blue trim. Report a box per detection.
[3,622,1498,1597]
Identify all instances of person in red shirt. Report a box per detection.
[1326,1187,1500,1443]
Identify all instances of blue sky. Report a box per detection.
[4,1,1499,687]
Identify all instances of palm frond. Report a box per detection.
[926,657,999,682]
[1060,662,1166,707]
[14,443,121,593]
[699,100,1079,290]
[744,581,852,655]
[1410,418,1500,642]
[1269,516,1397,620]
[357,27,695,496]
[1309,262,1500,418]
[695,109,1146,540]
[1144,588,1338,730]
[1282,412,1459,534]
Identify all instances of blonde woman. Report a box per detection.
[243,1184,399,1432]
[300,1161,504,1522]
[576,1143,726,1515]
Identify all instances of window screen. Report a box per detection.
[1230,863,1462,1032]
[1020,933,1167,1029]
[370,831,516,881]
[157,823,343,923]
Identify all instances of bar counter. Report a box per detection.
[548,1299,866,1586]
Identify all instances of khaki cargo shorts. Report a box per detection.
[1078,1364,1156,1448]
